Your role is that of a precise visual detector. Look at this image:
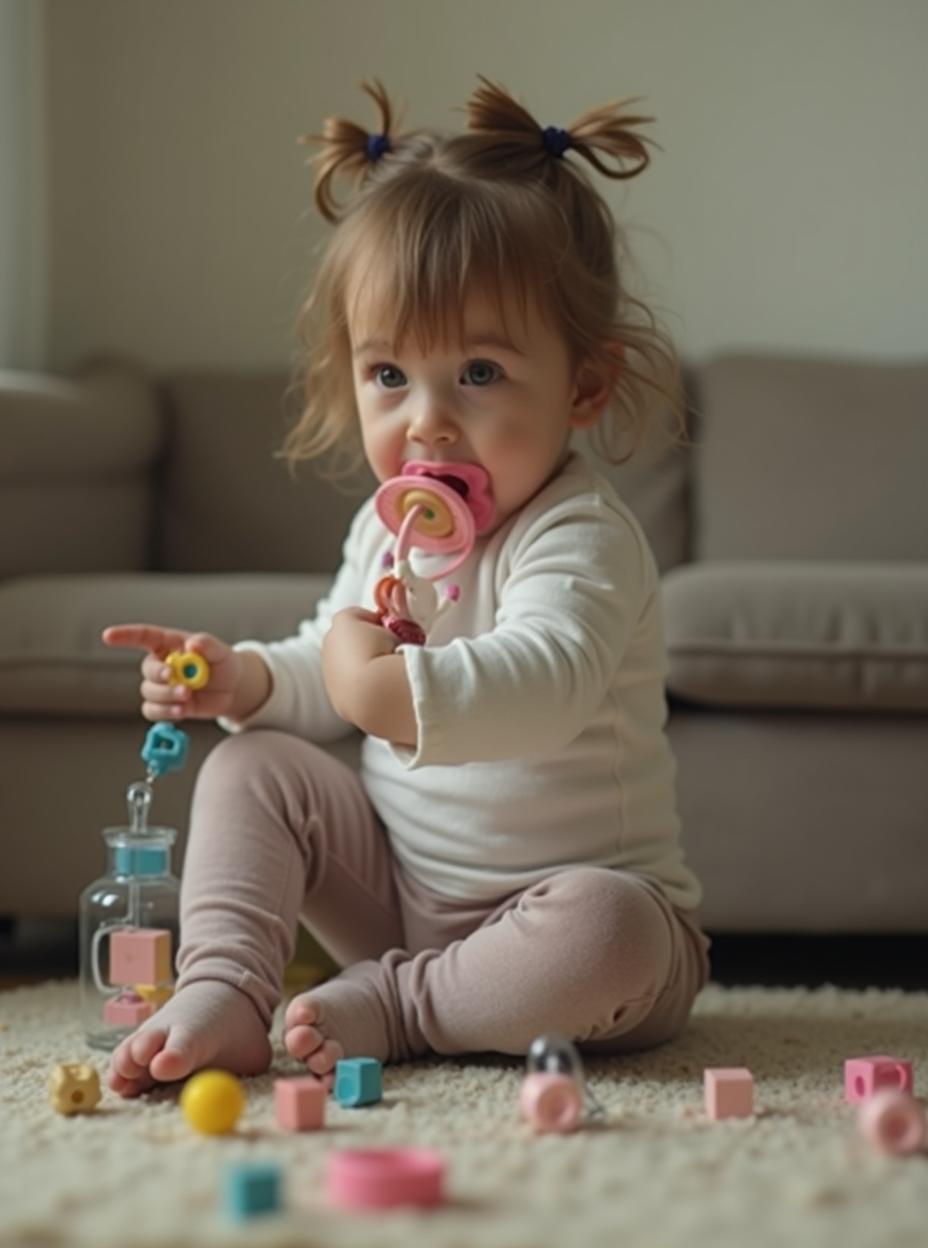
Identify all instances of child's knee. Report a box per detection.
[537,868,675,998]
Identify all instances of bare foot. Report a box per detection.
[283,967,393,1075]
[283,997,345,1088]
[107,980,272,1098]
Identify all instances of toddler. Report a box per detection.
[102,76,710,1097]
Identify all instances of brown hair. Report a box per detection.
[284,75,686,481]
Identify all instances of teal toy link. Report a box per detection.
[141,721,190,780]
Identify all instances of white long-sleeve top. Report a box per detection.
[221,452,702,910]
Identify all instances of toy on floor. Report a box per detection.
[844,1054,913,1103]
[857,1088,926,1156]
[334,1057,383,1108]
[326,1147,446,1211]
[521,1033,607,1133]
[372,462,494,644]
[223,1162,282,1221]
[704,1067,754,1120]
[79,717,194,1049]
[181,1069,246,1135]
[47,1063,102,1115]
[274,1076,327,1131]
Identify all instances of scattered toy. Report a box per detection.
[326,1147,446,1211]
[274,1076,326,1131]
[704,1067,754,1120]
[48,1063,102,1116]
[520,1072,583,1134]
[844,1055,913,1104]
[334,1057,382,1108]
[222,1161,282,1220]
[180,1069,245,1135]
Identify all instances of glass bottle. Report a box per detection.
[79,782,180,1050]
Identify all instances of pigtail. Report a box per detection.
[298,78,407,224]
[463,74,657,181]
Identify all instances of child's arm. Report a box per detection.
[320,607,417,747]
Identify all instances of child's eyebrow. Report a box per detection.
[353,333,526,357]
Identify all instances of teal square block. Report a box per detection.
[222,1162,282,1220]
[334,1057,382,1107]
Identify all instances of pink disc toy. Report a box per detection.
[325,1147,446,1211]
[857,1089,927,1156]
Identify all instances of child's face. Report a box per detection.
[349,281,610,537]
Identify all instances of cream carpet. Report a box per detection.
[1,979,926,1248]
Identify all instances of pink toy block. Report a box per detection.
[109,929,172,988]
[103,991,154,1026]
[326,1148,446,1211]
[857,1089,927,1156]
[274,1077,327,1131]
[844,1055,914,1104]
[704,1067,754,1120]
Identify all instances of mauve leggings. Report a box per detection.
[174,729,711,1062]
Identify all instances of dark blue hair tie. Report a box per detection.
[542,126,572,159]
[366,133,391,162]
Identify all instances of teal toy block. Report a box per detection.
[222,1162,282,1221]
[334,1057,382,1108]
[141,721,189,777]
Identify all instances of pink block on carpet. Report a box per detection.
[844,1056,913,1104]
[704,1067,754,1119]
[274,1077,326,1131]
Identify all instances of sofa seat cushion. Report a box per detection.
[0,573,333,717]
[663,561,928,712]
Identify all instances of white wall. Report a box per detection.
[42,0,928,372]
[0,0,46,369]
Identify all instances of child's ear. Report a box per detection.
[569,343,623,430]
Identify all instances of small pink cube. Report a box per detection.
[704,1067,754,1120]
[275,1077,327,1131]
[109,929,172,988]
[844,1055,913,1104]
[103,992,154,1026]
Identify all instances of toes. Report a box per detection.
[149,1038,198,1084]
[129,1027,168,1067]
[111,1027,165,1080]
[106,1065,154,1098]
[307,1038,343,1077]
[285,997,320,1029]
[284,1024,324,1061]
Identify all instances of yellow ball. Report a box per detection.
[180,1069,245,1135]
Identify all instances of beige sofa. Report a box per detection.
[2,354,927,934]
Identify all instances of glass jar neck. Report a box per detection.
[103,827,176,879]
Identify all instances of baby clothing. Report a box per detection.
[177,450,711,1059]
[221,451,703,911]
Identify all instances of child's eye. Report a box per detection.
[371,364,406,390]
[461,360,502,386]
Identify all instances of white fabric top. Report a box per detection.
[221,452,702,910]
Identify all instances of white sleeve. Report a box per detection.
[218,495,379,742]
[391,497,653,768]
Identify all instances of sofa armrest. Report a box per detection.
[663,560,928,712]
[0,358,162,578]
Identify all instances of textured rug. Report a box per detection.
[1,979,926,1248]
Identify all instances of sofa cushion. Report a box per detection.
[155,373,377,575]
[663,561,928,712]
[694,354,928,561]
[0,573,333,717]
[0,360,161,579]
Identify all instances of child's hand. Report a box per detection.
[102,623,243,722]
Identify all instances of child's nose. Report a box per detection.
[406,400,458,448]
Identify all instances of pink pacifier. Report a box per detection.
[373,460,494,644]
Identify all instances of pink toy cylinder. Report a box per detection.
[325,1148,446,1210]
[857,1090,927,1156]
[520,1073,583,1134]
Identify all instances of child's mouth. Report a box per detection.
[399,461,494,533]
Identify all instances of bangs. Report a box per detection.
[340,174,564,355]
